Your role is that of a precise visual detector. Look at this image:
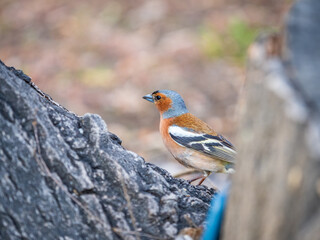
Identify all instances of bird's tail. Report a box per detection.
[224,163,235,174]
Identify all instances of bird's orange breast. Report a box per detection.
[160,117,181,150]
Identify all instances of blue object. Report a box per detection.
[202,185,230,240]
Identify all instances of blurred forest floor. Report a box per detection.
[0,0,292,185]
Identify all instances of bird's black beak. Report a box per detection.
[143,94,154,103]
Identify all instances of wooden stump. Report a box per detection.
[222,0,320,239]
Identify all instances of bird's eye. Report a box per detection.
[155,95,161,100]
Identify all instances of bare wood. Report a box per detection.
[222,1,320,238]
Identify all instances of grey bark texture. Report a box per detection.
[222,0,320,239]
[0,60,215,240]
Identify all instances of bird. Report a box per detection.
[143,90,236,185]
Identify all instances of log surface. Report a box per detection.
[0,60,215,240]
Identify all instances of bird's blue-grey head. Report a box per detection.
[143,90,189,119]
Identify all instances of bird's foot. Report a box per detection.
[187,175,204,184]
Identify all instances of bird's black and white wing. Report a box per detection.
[168,125,236,163]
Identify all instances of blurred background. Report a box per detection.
[0,0,291,187]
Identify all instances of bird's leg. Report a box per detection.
[197,171,211,186]
[188,175,204,184]
[173,169,201,178]
[174,170,212,186]
[197,177,207,185]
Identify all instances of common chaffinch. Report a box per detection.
[143,90,236,185]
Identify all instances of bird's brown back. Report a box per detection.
[169,113,218,136]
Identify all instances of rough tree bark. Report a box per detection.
[0,60,215,240]
[222,0,320,239]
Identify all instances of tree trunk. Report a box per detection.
[0,60,214,240]
[222,0,320,239]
